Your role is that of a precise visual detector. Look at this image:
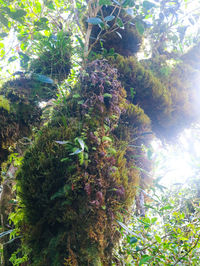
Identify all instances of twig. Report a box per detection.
[173,234,200,265]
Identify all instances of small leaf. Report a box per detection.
[61,158,70,162]
[117,17,124,28]
[130,87,136,99]
[10,9,27,20]
[139,255,153,265]
[0,32,8,38]
[87,17,103,25]
[104,15,115,22]
[160,205,173,211]
[103,93,112,98]
[117,221,140,237]
[135,20,145,36]
[69,149,82,156]
[8,56,18,63]
[129,237,138,244]
[73,94,81,98]
[0,13,9,28]
[102,136,112,142]
[55,141,70,145]
[99,0,112,5]
[116,31,122,39]
[46,1,55,10]
[112,0,121,5]
[32,74,53,84]
[76,137,85,151]
[143,0,156,10]
[122,0,135,7]
[155,235,162,243]
[76,35,84,49]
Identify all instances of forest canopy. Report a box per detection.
[1,0,200,265]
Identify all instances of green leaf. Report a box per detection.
[139,255,153,265]
[135,20,145,36]
[46,1,55,10]
[34,17,49,30]
[129,237,138,244]
[99,0,112,5]
[87,17,103,25]
[32,74,53,84]
[102,136,112,142]
[76,137,85,151]
[155,235,162,243]
[73,93,81,98]
[160,205,173,211]
[76,35,84,49]
[117,17,124,28]
[122,0,135,7]
[55,141,70,145]
[0,13,9,28]
[143,0,156,10]
[69,148,82,156]
[9,9,27,20]
[103,93,112,98]
[18,52,30,68]
[112,0,121,5]
[130,87,136,99]
[104,15,115,22]
[8,56,18,63]
[0,32,8,38]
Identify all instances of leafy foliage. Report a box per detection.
[115,180,200,265]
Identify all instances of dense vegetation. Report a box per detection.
[0,0,200,265]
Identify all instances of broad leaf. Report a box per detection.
[135,20,145,36]
[139,255,153,265]
[143,0,156,10]
[104,15,115,22]
[99,0,112,5]
[32,74,53,84]
[0,13,9,28]
[87,17,103,25]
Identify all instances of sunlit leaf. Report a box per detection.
[99,0,112,5]
[103,93,112,98]
[102,136,112,142]
[104,15,115,22]
[0,32,8,38]
[69,148,82,155]
[143,0,156,10]
[87,17,103,25]
[116,31,122,39]
[55,141,70,145]
[0,13,9,28]
[112,0,121,5]
[76,137,85,151]
[32,74,53,84]
[129,237,138,244]
[139,255,153,265]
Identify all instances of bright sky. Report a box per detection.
[152,126,200,187]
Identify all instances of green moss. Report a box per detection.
[15,60,149,265]
[0,95,10,112]
[29,31,72,82]
[108,55,172,138]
